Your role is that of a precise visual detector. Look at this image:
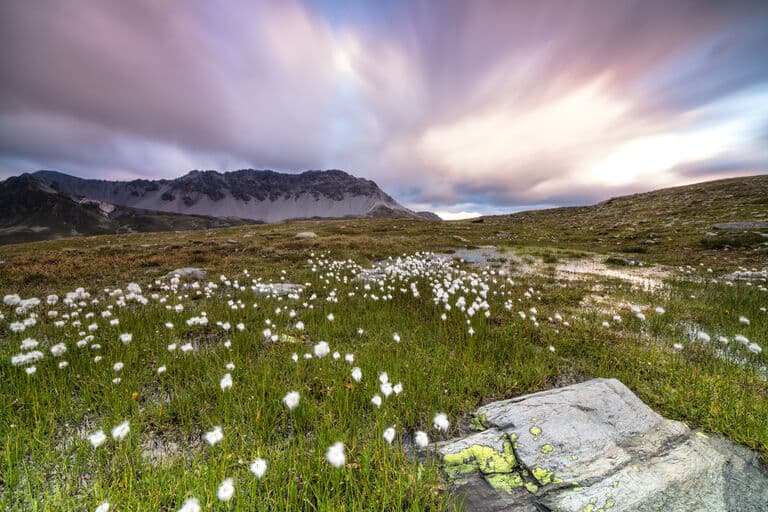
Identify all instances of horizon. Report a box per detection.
[1,1,767,218]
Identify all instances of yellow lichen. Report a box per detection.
[541,444,553,454]
[485,473,525,491]
[529,425,542,436]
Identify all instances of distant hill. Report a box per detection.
[481,174,768,262]
[33,169,438,223]
[0,174,257,245]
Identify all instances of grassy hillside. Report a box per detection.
[1,175,766,510]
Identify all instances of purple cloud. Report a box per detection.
[1,0,766,215]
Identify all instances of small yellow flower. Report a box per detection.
[131,391,139,400]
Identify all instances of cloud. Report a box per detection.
[1,0,766,212]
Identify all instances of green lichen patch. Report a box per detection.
[485,473,525,491]
[524,482,539,493]
[470,412,489,431]
[442,439,517,479]
[529,425,542,436]
[531,466,564,485]
[541,444,553,454]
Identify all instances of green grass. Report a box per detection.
[1,246,766,510]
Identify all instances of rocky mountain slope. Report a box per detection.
[33,169,434,223]
[0,174,256,245]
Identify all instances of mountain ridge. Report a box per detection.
[31,168,433,223]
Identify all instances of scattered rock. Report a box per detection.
[165,267,207,280]
[226,239,238,244]
[721,269,768,282]
[295,231,318,239]
[713,222,768,229]
[252,283,304,296]
[437,379,768,512]
[453,235,470,243]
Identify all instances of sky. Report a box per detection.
[1,0,767,219]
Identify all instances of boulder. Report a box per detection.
[437,378,768,511]
[295,231,317,239]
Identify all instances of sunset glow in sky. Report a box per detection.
[1,0,767,218]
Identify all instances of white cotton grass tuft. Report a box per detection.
[220,373,233,390]
[351,367,362,382]
[113,362,124,372]
[94,501,110,512]
[26,366,37,375]
[204,426,224,446]
[748,343,762,354]
[345,353,354,363]
[217,478,235,502]
[157,365,167,374]
[414,431,429,448]
[50,343,67,357]
[325,442,346,468]
[383,427,396,445]
[21,338,39,350]
[250,457,267,478]
[177,498,201,512]
[313,341,330,358]
[379,372,389,384]
[371,394,382,408]
[111,421,130,441]
[739,315,750,325]
[697,331,711,343]
[734,334,750,346]
[88,430,107,448]
[655,306,665,315]
[326,313,334,322]
[119,333,132,344]
[393,382,403,395]
[433,413,450,431]
[283,391,300,410]
[11,350,44,366]
[673,343,683,351]
[392,332,401,342]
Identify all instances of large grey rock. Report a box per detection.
[437,378,768,511]
[295,231,317,239]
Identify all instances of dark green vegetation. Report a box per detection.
[1,175,766,510]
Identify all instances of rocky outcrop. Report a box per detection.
[437,379,768,511]
[32,169,437,223]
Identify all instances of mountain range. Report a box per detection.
[0,169,439,244]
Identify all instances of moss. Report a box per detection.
[524,482,539,493]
